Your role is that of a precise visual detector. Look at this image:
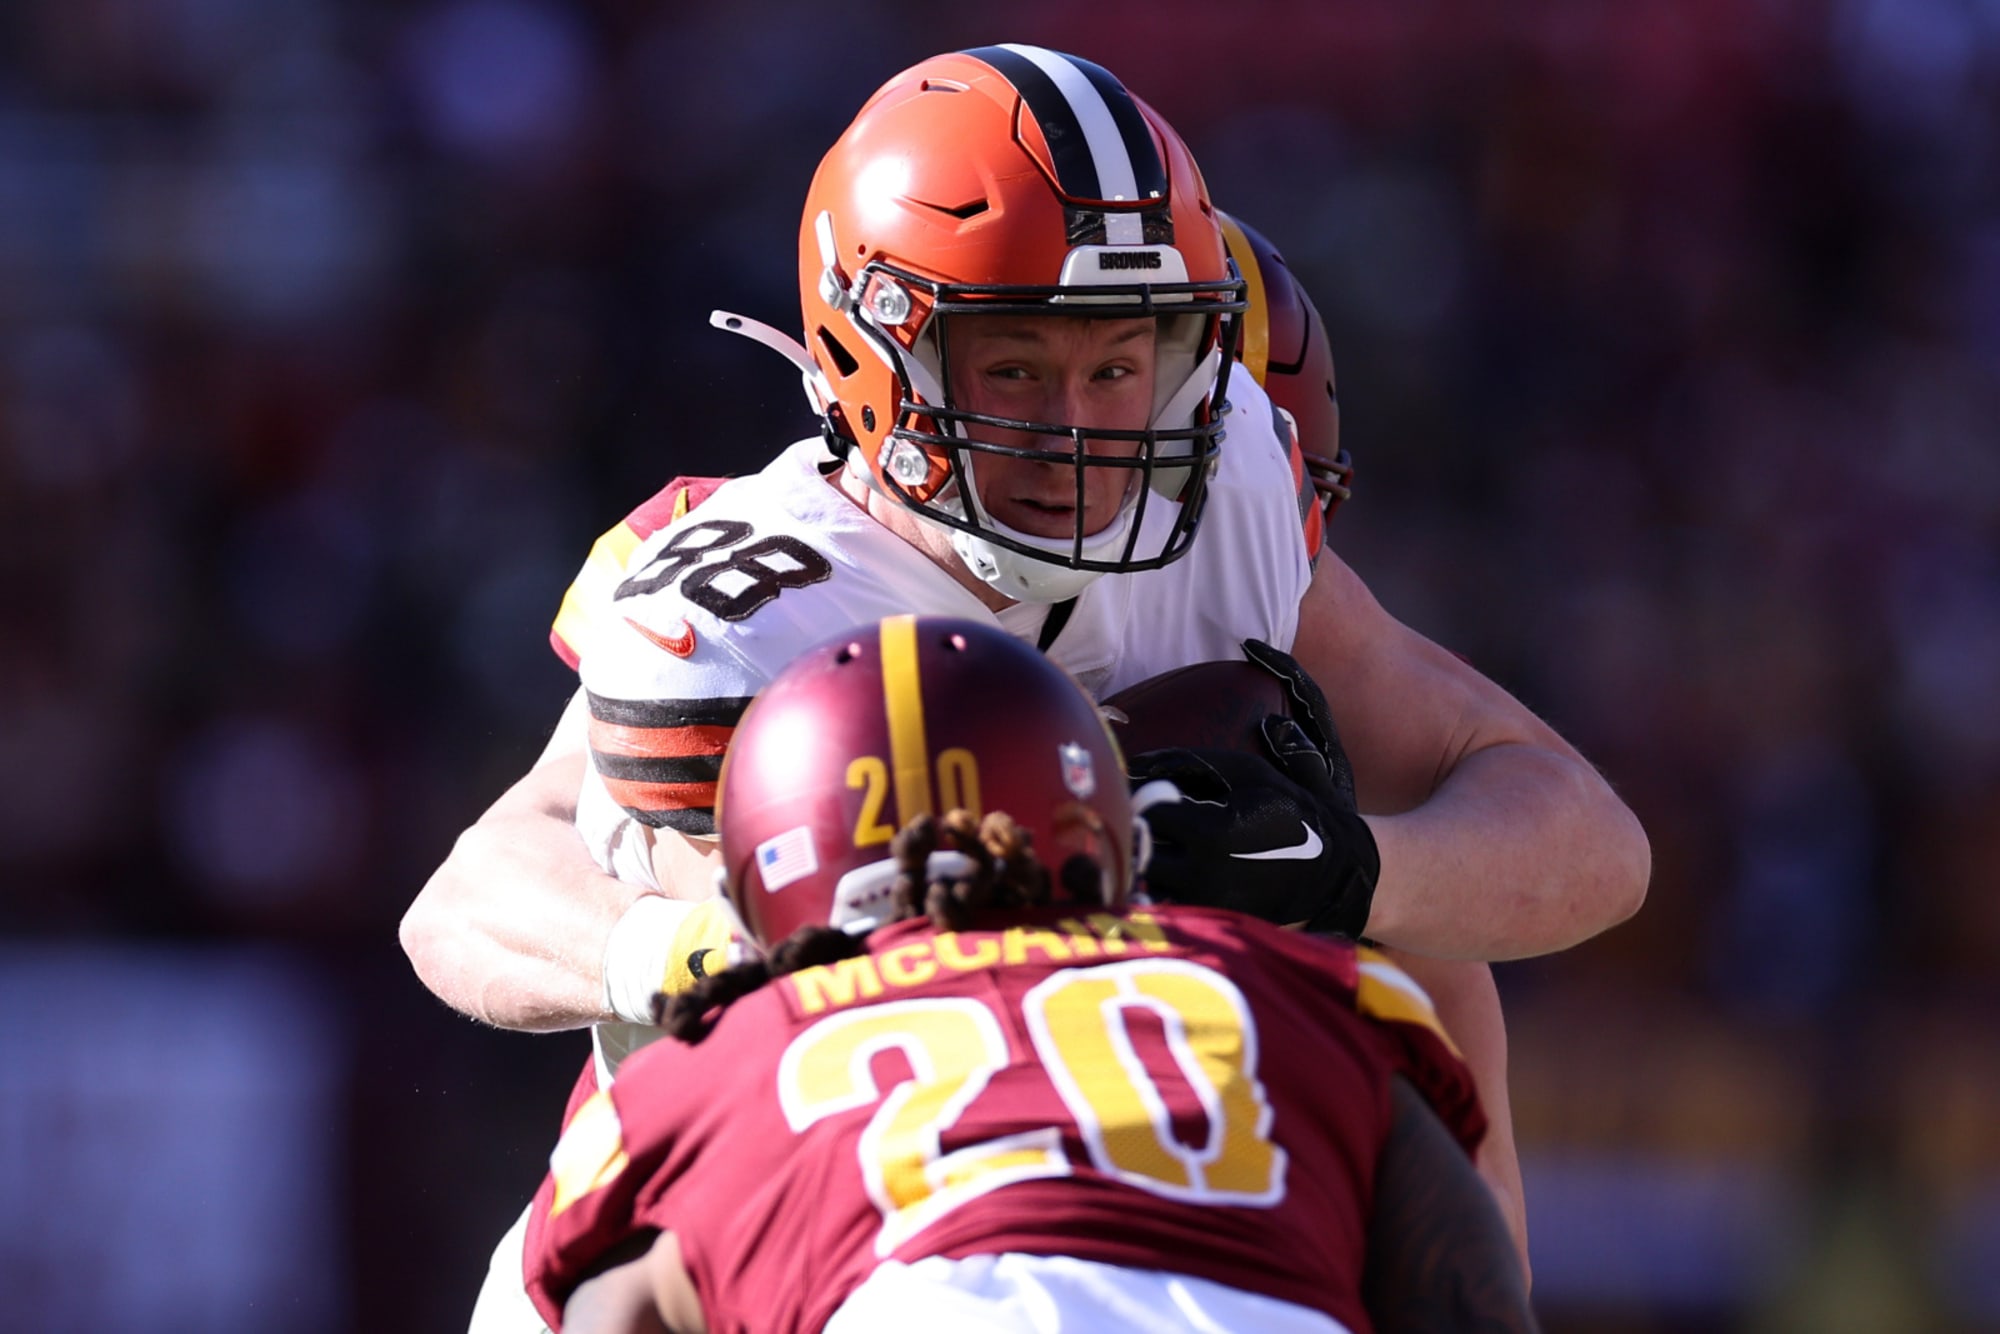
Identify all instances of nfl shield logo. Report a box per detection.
[1059,742,1096,798]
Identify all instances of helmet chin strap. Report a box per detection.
[1145,342,1225,502]
[834,446,1089,605]
[1152,343,1223,432]
[828,850,977,934]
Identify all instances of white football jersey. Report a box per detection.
[573,373,1314,1078]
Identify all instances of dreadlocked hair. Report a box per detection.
[890,809,1106,930]
[655,809,1108,1044]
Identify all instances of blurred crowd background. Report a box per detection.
[4,0,1998,1329]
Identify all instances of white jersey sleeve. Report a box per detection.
[574,441,999,1084]
[575,440,994,869]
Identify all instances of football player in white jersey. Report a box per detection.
[404,44,1649,1332]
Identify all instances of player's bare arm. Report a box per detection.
[558,1230,693,1334]
[400,690,655,1030]
[1292,552,1650,959]
[1380,948,1530,1278]
[1365,1077,1539,1333]
[646,1233,706,1334]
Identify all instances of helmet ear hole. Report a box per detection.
[816,328,860,378]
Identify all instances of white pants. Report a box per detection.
[466,1204,550,1334]
[469,1211,1352,1334]
[827,1253,1352,1334]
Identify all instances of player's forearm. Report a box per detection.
[401,752,645,1031]
[398,878,634,1032]
[1362,741,1648,959]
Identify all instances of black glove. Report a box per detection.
[1131,729,1378,938]
[1241,637,1358,813]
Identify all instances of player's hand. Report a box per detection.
[1129,738,1378,938]
[1240,637,1359,812]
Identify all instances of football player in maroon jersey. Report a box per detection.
[523,616,1535,1333]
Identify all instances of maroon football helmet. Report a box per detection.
[715,615,1136,948]
[1216,210,1352,521]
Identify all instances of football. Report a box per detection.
[1101,660,1295,758]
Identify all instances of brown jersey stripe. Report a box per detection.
[647,807,718,836]
[593,751,725,785]
[587,691,754,730]
[589,720,733,760]
[600,775,717,806]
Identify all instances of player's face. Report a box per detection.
[944,316,1158,540]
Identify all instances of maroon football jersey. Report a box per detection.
[524,905,1484,1333]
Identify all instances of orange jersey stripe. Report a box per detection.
[1300,475,1325,562]
[599,776,719,812]
[589,721,734,760]
[1285,427,1325,562]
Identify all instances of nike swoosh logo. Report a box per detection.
[1230,822,1323,862]
[627,616,696,658]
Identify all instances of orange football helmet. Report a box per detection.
[793,46,1247,603]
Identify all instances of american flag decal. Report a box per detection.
[755,826,819,892]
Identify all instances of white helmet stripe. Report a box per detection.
[966,45,1166,211]
[998,44,1142,203]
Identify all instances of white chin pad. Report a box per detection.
[961,451,1140,560]
[944,452,1143,603]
